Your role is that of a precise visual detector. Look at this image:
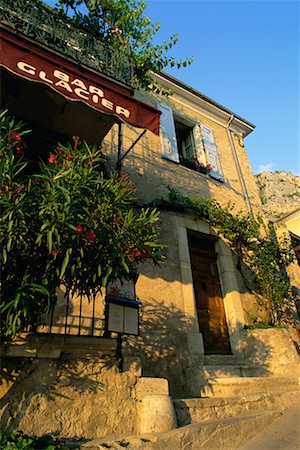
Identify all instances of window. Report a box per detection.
[157,102,224,182]
[174,119,195,160]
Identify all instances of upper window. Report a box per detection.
[174,119,195,160]
[157,102,224,182]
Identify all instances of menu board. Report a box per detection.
[124,307,139,335]
[107,303,124,333]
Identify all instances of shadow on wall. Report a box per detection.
[125,300,193,397]
[37,287,106,337]
[108,114,249,208]
[108,131,300,337]
[0,349,138,438]
[1,306,295,437]
[124,301,273,398]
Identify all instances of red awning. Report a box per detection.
[0,30,160,135]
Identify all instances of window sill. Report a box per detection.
[178,161,210,178]
[161,156,225,183]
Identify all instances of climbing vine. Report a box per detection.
[169,188,296,326]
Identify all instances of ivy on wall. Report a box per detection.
[168,188,296,326]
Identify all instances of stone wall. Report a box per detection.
[123,211,195,397]
[0,338,141,439]
[236,328,300,377]
[121,211,259,396]
[103,92,263,217]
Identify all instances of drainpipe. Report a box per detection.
[226,115,253,215]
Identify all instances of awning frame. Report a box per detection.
[116,123,147,173]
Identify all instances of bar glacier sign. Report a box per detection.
[16,61,131,119]
[0,30,161,135]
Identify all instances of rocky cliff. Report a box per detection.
[255,171,300,221]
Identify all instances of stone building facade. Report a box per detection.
[1,0,299,440]
[102,71,269,395]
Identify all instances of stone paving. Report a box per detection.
[237,403,300,450]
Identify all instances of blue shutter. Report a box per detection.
[157,102,180,163]
[200,123,224,182]
[193,124,206,164]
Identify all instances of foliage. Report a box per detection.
[0,110,164,338]
[0,430,69,449]
[169,188,296,326]
[52,0,193,93]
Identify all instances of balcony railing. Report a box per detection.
[0,0,134,87]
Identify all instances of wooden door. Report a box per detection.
[188,234,231,354]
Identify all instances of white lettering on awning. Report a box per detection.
[17,61,131,119]
[17,61,35,75]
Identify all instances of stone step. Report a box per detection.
[174,390,300,426]
[201,364,263,378]
[1,332,118,359]
[201,376,300,398]
[81,410,283,450]
[203,354,244,365]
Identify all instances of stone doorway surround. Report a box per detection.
[175,214,246,356]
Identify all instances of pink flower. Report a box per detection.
[111,289,121,297]
[75,224,84,235]
[66,150,75,161]
[10,132,22,142]
[86,230,96,242]
[140,245,151,261]
[15,144,24,154]
[48,154,57,164]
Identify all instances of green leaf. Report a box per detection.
[47,230,53,252]
[60,252,70,278]
[26,283,50,296]
[6,237,12,253]
[102,266,113,287]
[2,248,7,264]
[121,258,129,273]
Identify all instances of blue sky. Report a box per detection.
[44,0,299,175]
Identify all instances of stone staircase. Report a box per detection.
[82,357,300,450]
[170,354,300,449]
[81,334,300,449]
[174,379,299,426]
[201,375,299,398]
[200,354,265,378]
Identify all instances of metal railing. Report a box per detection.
[0,0,134,87]
[36,294,106,337]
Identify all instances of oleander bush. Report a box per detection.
[0,110,164,338]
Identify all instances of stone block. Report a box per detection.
[36,342,62,359]
[237,328,300,376]
[135,377,169,400]
[1,344,37,358]
[122,357,142,377]
[1,333,38,358]
[197,221,211,235]
[178,244,190,264]
[187,332,204,355]
[139,394,177,433]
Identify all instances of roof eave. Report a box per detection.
[153,71,255,137]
